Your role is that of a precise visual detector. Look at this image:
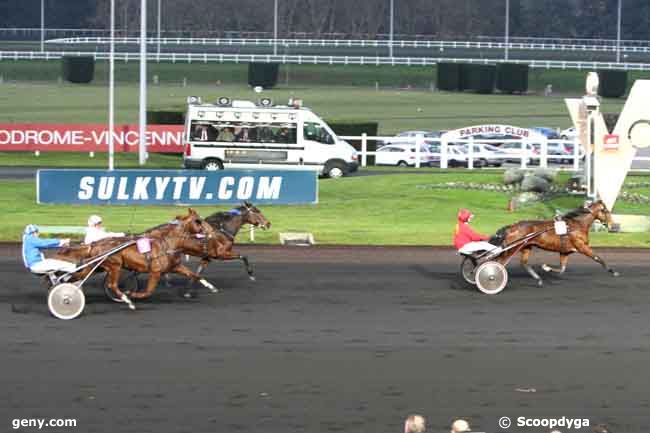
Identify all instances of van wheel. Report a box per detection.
[324,161,347,178]
[202,159,224,171]
[397,161,409,167]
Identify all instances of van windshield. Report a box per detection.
[303,122,334,145]
[189,121,297,144]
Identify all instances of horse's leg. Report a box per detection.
[174,264,219,293]
[128,272,163,299]
[520,247,543,286]
[195,258,209,275]
[542,253,570,274]
[573,240,620,277]
[106,267,136,310]
[221,251,255,280]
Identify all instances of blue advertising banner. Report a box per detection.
[37,169,318,205]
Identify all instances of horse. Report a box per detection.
[490,200,619,286]
[56,209,217,310]
[197,202,272,281]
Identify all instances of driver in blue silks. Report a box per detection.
[22,224,76,273]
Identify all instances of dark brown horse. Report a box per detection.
[197,202,272,281]
[492,200,619,286]
[56,209,216,310]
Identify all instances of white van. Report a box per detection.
[182,96,359,178]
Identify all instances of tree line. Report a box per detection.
[3,0,650,41]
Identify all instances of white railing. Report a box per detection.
[3,50,650,71]
[45,36,650,55]
[340,133,585,170]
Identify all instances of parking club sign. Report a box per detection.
[37,169,318,205]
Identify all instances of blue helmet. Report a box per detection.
[24,224,39,235]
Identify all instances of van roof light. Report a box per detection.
[259,97,273,107]
[290,99,303,108]
[217,96,231,107]
[187,96,202,105]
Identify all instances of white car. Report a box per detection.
[375,144,439,167]
[381,130,440,146]
[500,141,540,165]
[560,127,576,140]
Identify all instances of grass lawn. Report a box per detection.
[0,81,627,134]
[2,172,649,246]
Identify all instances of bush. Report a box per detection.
[460,64,495,94]
[248,63,279,89]
[147,110,185,124]
[328,121,379,164]
[61,56,95,84]
[496,63,529,93]
[598,70,627,98]
[436,63,460,91]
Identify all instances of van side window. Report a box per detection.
[304,122,334,145]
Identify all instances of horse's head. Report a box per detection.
[175,208,209,236]
[586,200,614,227]
[241,201,271,230]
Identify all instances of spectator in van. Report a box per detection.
[217,127,235,142]
[236,127,253,142]
[276,127,291,143]
[192,123,216,141]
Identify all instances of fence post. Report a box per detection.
[250,225,255,242]
[415,133,422,168]
[573,137,580,171]
[520,138,527,169]
[361,133,367,167]
[441,136,448,169]
[468,136,474,170]
[541,135,548,168]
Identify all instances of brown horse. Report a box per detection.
[56,209,216,310]
[197,202,272,281]
[492,200,619,286]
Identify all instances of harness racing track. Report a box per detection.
[1,245,649,433]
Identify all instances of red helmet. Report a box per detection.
[457,209,473,223]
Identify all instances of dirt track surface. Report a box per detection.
[1,245,649,433]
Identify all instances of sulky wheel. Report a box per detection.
[460,256,478,285]
[475,261,508,295]
[48,283,85,320]
[103,271,141,303]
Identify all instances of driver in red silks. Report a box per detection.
[453,208,496,252]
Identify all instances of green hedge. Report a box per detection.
[61,56,95,84]
[496,63,529,93]
[436,63,461,91]
[248,63,279,89]
[147,110,185,124]
[598,70,628,98]
[328,121,379,164]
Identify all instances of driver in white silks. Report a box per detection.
[453,208,498,254]
[84,215,125,245]
[22,224,75,273]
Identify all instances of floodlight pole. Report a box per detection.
[616,0,622,63]
[504,0,510,61]
[139,0,148,165]
[273,0,278,55]
[389,0,394,58]
[108,0,115,170]
[157,0,161,55]
[40,0,44,52]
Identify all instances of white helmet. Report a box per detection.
[88,215,103,226]
[451,419,470,433]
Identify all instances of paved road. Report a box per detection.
[1,246,649,433]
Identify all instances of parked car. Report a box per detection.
[545,141,574,164]
[532,126,560,139]
[375,144,439,167]
[560,126,576,140]
[462,142,507,167]
[500,141,540,165]
[381,130,441,146]
[446,145,488,168]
